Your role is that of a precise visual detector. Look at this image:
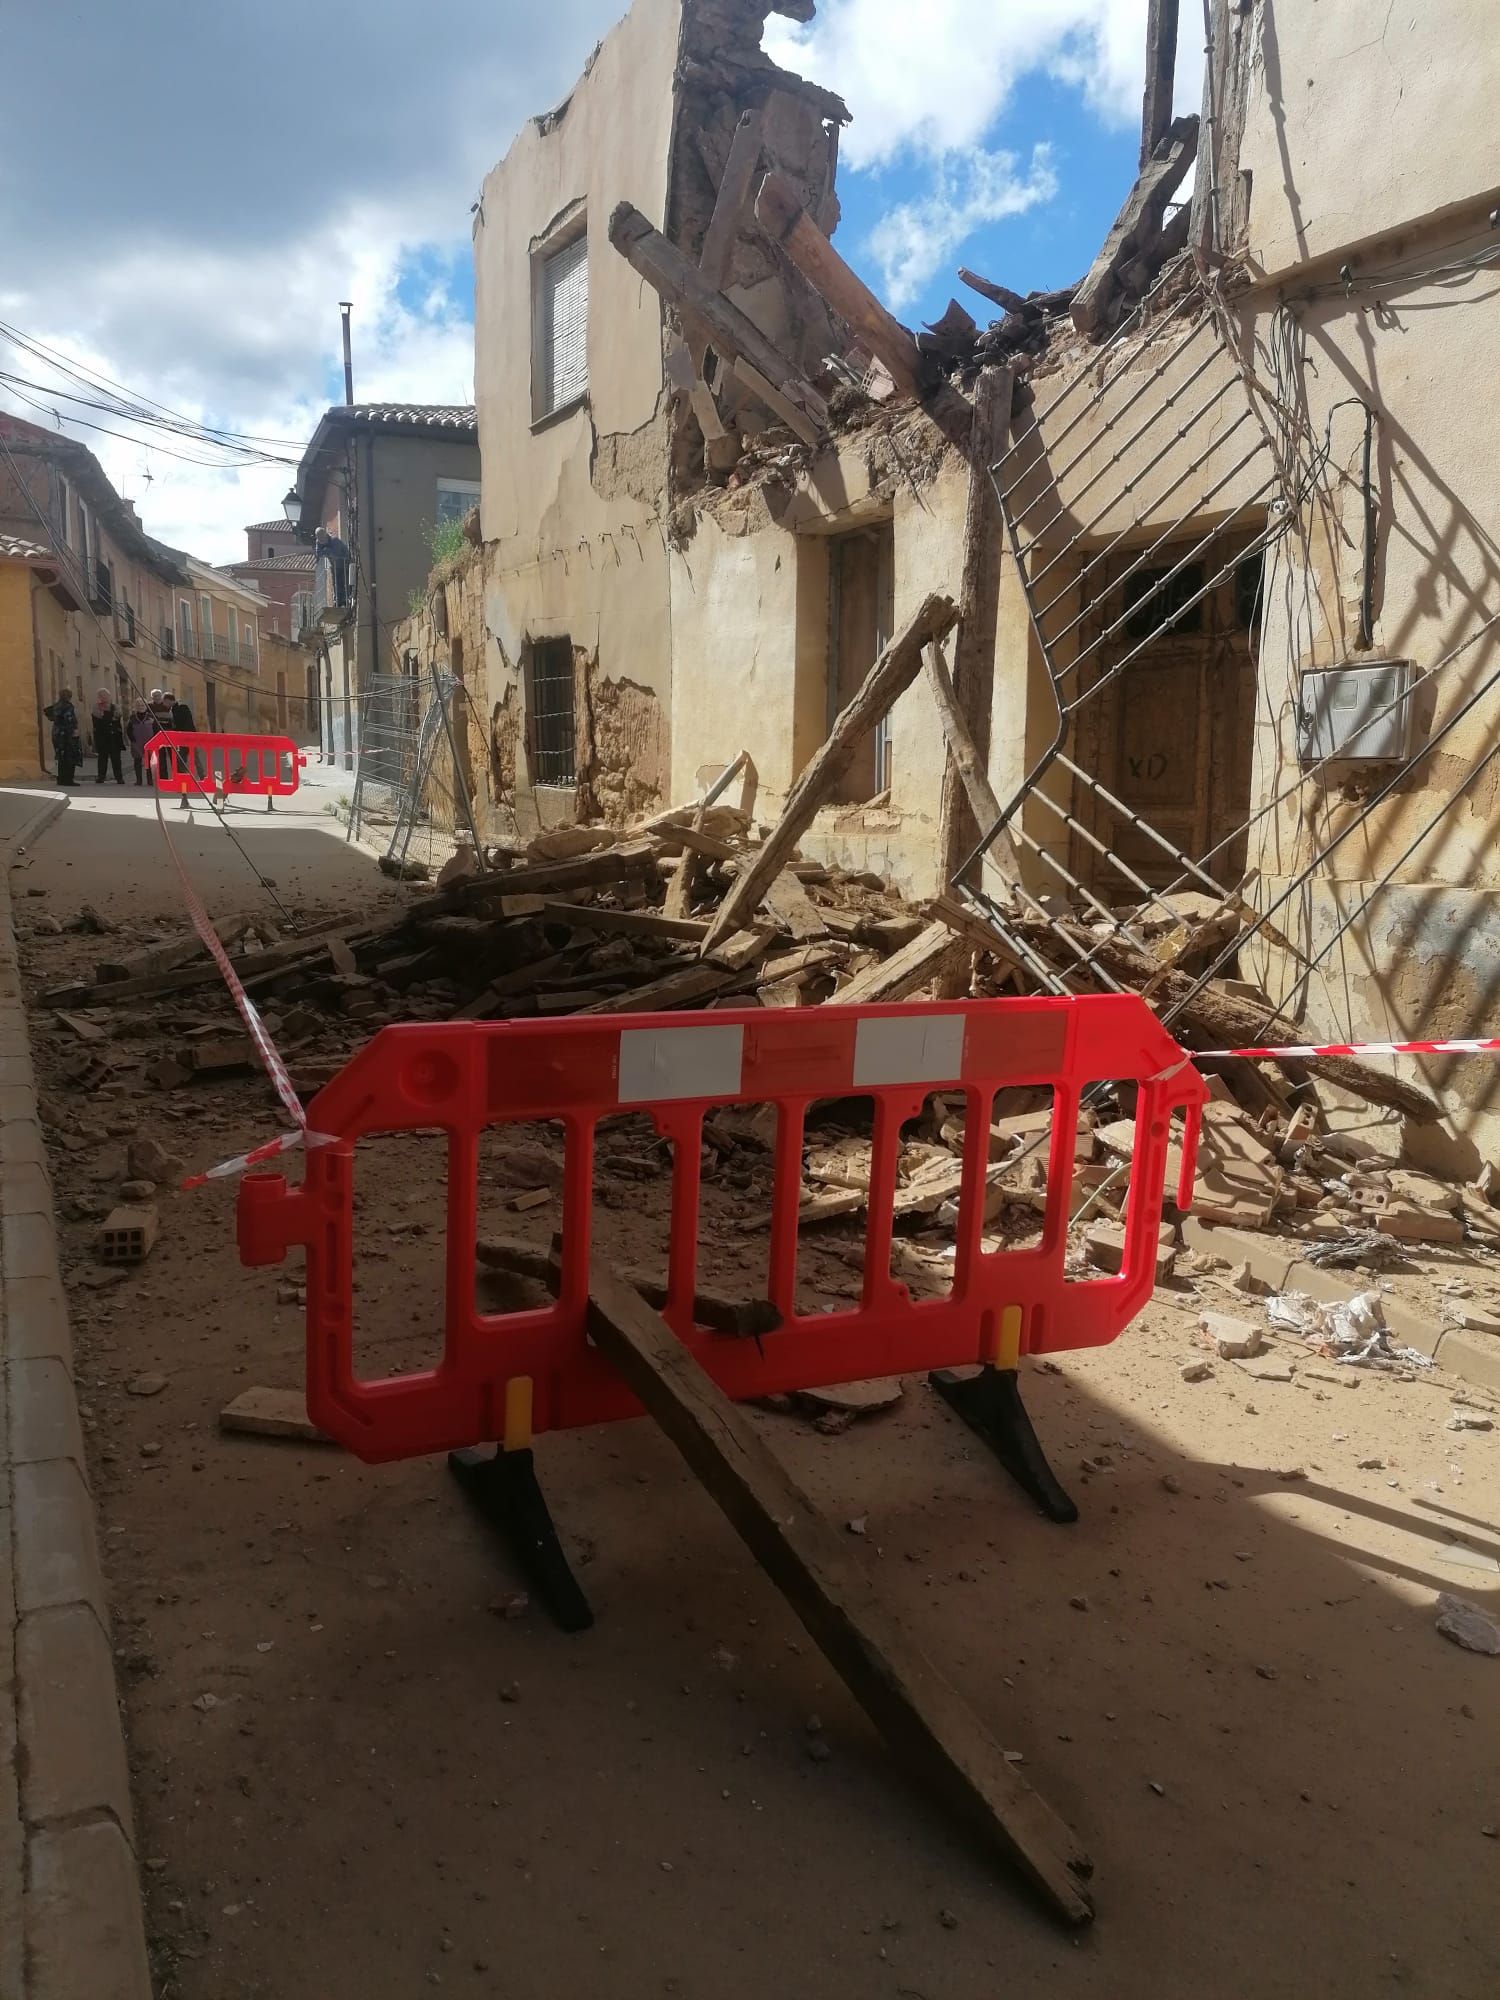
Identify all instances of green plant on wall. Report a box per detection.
[425,516,467,568]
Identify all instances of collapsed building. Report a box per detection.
[395,0,1500,1161]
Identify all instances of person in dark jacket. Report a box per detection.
[126,702,155,786]
[44,693,83,786]
[168,692,197,808]
[90,688,125,785]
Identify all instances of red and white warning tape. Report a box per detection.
[151,788,333,1188]
[1195,1034,1500,1062]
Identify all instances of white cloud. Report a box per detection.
[766,0,1164,169]
[868,143,1059,308]
[0,0,620,564]
[768,0,1204,309]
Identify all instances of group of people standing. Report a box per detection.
[44,686,196,792]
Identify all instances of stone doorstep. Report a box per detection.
[18,1601,135,1837]
[12,1457,108,1628]
[7,1356,86,1470]
[1180,1215,1500,1389]
[26,1817,153,2000]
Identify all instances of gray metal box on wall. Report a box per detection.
[1296,660,1418,763]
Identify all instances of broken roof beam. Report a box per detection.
[702,591,959,954]
[753,170,929,399]
[1140,0,1180,166]
[957,268,1028,316]
[1070,114,1198,336]
[609,201,829,436]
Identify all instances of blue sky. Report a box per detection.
[1,0,1192,561]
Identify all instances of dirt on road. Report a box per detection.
[14,792,1500,2000]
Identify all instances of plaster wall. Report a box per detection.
[1239,0,1500,287]
[472,0,678,823]
[669,421,969,897]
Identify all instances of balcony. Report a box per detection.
[238,641,257,671]
[115,604,136,647]
[88,561,111,612]
[200,630,236,664]
[161,627,176,661]
[312,553,351,621]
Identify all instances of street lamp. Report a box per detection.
[281,487,301,527]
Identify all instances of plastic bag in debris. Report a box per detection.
[1263,1288,1434,1369]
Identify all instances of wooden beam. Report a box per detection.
[699,108,766,291]
[1071,116,1198,335]
[937,364,1017,902]
[832,919,965,1006]
[701,591,959,953]
[926,639,1022,893]
[730,357,822,448]
[956,267,1027,316]
[1141,0,1180,167]
[609,202,828,432]
[753,170,927,398]
[580,1259,1094,1924]
[763,869,827,942]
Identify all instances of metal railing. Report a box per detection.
[200,630,236,664]
[238,640,257,670]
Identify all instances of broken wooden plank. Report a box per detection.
[926,636,1022,892]
[834,920,965,1007]
[730,356,822,448]
[1071,115,1198,334]
[548,902,709,943]
[764,870,828,942]
[477,1235,779,1340]
[218,1386,330,1443]
[698,106,767,291]
[703,592,959,952]
[956,267,1028,316]
[580,1258,1094,1923]
[609,202,828,432]
[451,837,660,910]
[579,960,739,1016]
[753,171,926,399]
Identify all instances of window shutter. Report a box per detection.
[542,235,588,413]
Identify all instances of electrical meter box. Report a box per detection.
[1296,660,1418,764]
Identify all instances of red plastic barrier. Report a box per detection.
[237,995,1205,1463]
[146,731,305,798]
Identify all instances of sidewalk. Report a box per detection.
[1,788,154,2000]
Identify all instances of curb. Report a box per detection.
[0,792,154,2000]
[1182,1215,1500,1395]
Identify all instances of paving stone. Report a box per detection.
[1,1207,59,1282]
[0,1159,54,1218]
[13,1458,107,1626]
[0,1085,40,1125]
[8,1356,85,1469]
[4,1272,73,1370]
[27,1817,153,2000]
[18,1603,133,1833]
[0,1054,35,1092]
[0,1119,48,1170]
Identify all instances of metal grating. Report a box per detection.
[956,279,1292,1000]
[529,637,576,785]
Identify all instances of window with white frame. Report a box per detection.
[435,477,481,530]
[533,227,588,419]
[178,597,194,653]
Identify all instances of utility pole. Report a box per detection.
[339,302,354,405]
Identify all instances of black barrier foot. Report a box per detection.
[928,1365,1078,1524]
[448,1445,595,1632]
